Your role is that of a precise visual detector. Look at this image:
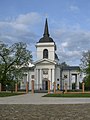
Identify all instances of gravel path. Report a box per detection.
[0,104,90,120]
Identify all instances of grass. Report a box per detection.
[43,93,90,97]
[0,92,25,97]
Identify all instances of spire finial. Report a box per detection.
[43,18,49,37]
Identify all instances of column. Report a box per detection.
[26,82,29,93]
[26,73,28,82]
[15,83,18,92]
[31,80,34,94]
[0,83,1,92]
[49,69,51,81]
[26,72,29,92]
[39,69,42,90]
[28,72,30,90]
[54,82,56,93]
[34,69,36,90]
[38,69,40,90]
[69,71,72,90]
[52,69,55,83]
[48,80,50,94]
[82,82,85,93]
[65,83,67,93]
[36,69,38,90]
[76,74,79,90]
[49,69,51,89]
[51,69,55,90]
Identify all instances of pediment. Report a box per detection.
[40,60,52,64]
[34,58,56,65]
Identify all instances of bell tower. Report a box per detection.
[36,18,57,61]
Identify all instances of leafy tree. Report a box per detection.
[0,41,32,90]
[60,62,69,67]
[80,50,90,89]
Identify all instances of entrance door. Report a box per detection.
[42,80,48,90]
[45,81,48,90]
[72,74,77,90]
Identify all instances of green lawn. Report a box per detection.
[43,93,90,97]
[0,92,25,97]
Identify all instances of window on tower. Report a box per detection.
[43,49,48,58]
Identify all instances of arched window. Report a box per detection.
[43,49,48,58]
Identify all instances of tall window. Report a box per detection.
[43,49,48,58]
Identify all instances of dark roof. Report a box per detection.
[55,53,59,60]
[39,36,54,43]
[62,66,80,71]
[38,18,54,43]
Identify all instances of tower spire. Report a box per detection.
[43,18,49,37]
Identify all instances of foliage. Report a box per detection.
[60,62,69,67]
[43,93,90,97]
[0,92,25,97]
[80,50,90,88]
[0,41,32,89]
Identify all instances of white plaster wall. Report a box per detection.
[35,64,55,70]
[62,70,80,90]
[20,72,28,90]
[35,64,55,90]
[70,70,80,90]
[55,66,60,90]
[62,71,70,90]
[20,71,35,90]
[36,43,55,61]
[28,71,35,90]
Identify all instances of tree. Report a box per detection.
[0,41,32,90]
[60,62,69,67]
[80,50,90,89]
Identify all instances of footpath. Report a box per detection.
[0,93,90,104]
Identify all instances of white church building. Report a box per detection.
[20,19,80,91]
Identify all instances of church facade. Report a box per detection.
[20,19,80,91]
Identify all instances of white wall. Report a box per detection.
[36,43,55,61]
[55,66,60,90]
[28,71,35,90]
[20,71,35,90]
[62,70,71,90]
[35,63,55,90]
[62,70,80,90]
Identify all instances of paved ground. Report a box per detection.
[0,104,90,120]
[0,93,90,104]
[0,93,90,119]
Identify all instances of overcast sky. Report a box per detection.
[0,0,90,66]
